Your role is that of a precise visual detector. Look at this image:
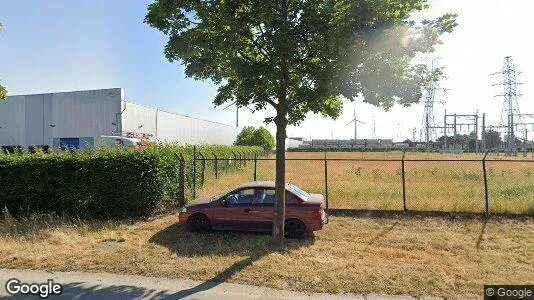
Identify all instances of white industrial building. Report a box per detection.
[0,88,241,151]
[300,139,395,150]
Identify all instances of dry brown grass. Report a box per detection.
[196,151,534,214]
[1,213,533,299]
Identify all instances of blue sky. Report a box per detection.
[1,0,533,141]
[0,0,225,123]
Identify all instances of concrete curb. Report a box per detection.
[0,269,442,300]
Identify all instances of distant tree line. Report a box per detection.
[235,126,275,151]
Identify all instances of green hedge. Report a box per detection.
[287,148,438,153]
[0,145,263,219]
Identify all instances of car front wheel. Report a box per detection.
[188,214,211,233]
[285,219,307,239]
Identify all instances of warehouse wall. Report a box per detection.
[286,138,303,149]
[1,88,238,149]
[154,109,238,145]
[0,88,122,148]
[120,101,157,138]
[120,101,238,145]
[51,89,121,139]
[0,95,26,146]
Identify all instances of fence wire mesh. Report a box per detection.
[486,160,534,214]
[188,152,534,215]
[404,160,485,212]
[327,160,403,210]
[256,159,325,197]
[195,158,255,200]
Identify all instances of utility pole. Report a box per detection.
[492,56,523,156]
[482,113,486,152]
[421,57,446,148]
[443,112,478,153]
[372,117,376,139]
[444,109,447,151]
[222,101,254,128]
[524,129,528,156]
[453,113,457,150]
[475,111,479,153]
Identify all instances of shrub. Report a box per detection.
[234,126,275,151]
[0,145,263,219]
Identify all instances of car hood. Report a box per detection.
[186,197,216,207]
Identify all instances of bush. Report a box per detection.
[0,145,263,219]
[235,126,275,151]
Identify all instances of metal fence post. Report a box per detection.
[254,153,257,181]
[213,152,218,179]
[199,152,205,187]
[232,151,237,170]
[482,151,490,215]
[324,152,329,209]
[193,145,196,199]
[401,151,407,211]
[175,153,186,207]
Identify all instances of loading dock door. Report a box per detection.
[59,138,80,150]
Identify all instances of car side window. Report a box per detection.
[254,189,300,205]
[285,191,300,204]
[226,188,255,205]
[256,189,276,205]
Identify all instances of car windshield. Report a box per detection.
[287,184,310,201]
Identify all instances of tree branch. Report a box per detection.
[247,35,270,58]
[185,16,200,25]
[265,97,277,108]
[237,50,257,64]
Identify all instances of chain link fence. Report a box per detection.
[188,151,534,215]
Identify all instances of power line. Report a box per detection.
[492,56,523,155]
[421,57,447,148]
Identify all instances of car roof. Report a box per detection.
[235,181,276,189]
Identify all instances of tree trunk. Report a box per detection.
[272,115,287,243]
[272,0,290,243]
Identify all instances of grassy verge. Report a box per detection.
[199,151,534,214]
[1,212,532,299]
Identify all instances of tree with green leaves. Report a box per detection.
[0,22,7,100]
[235,126,256,146]
[484,130,502,150]
[145,0,457,242]
[235,126,275,151]
[253,127,276,151]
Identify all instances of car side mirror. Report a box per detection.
[221,198,230,207]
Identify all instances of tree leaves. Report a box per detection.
[235,126,275,150]
[145,0,457,123]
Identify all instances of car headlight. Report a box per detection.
[180,207,187,213]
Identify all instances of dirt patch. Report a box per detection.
[96,239,124,252]
[1,213,532,299]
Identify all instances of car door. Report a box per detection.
[250,188,276,231]
[212,188,257,230]
[250,189,303,231]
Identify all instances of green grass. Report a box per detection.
[1,212,532,299]
[195,152,534,214]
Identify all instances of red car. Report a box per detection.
[179,181,328,239]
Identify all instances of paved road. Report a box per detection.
[0,269,440,300]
